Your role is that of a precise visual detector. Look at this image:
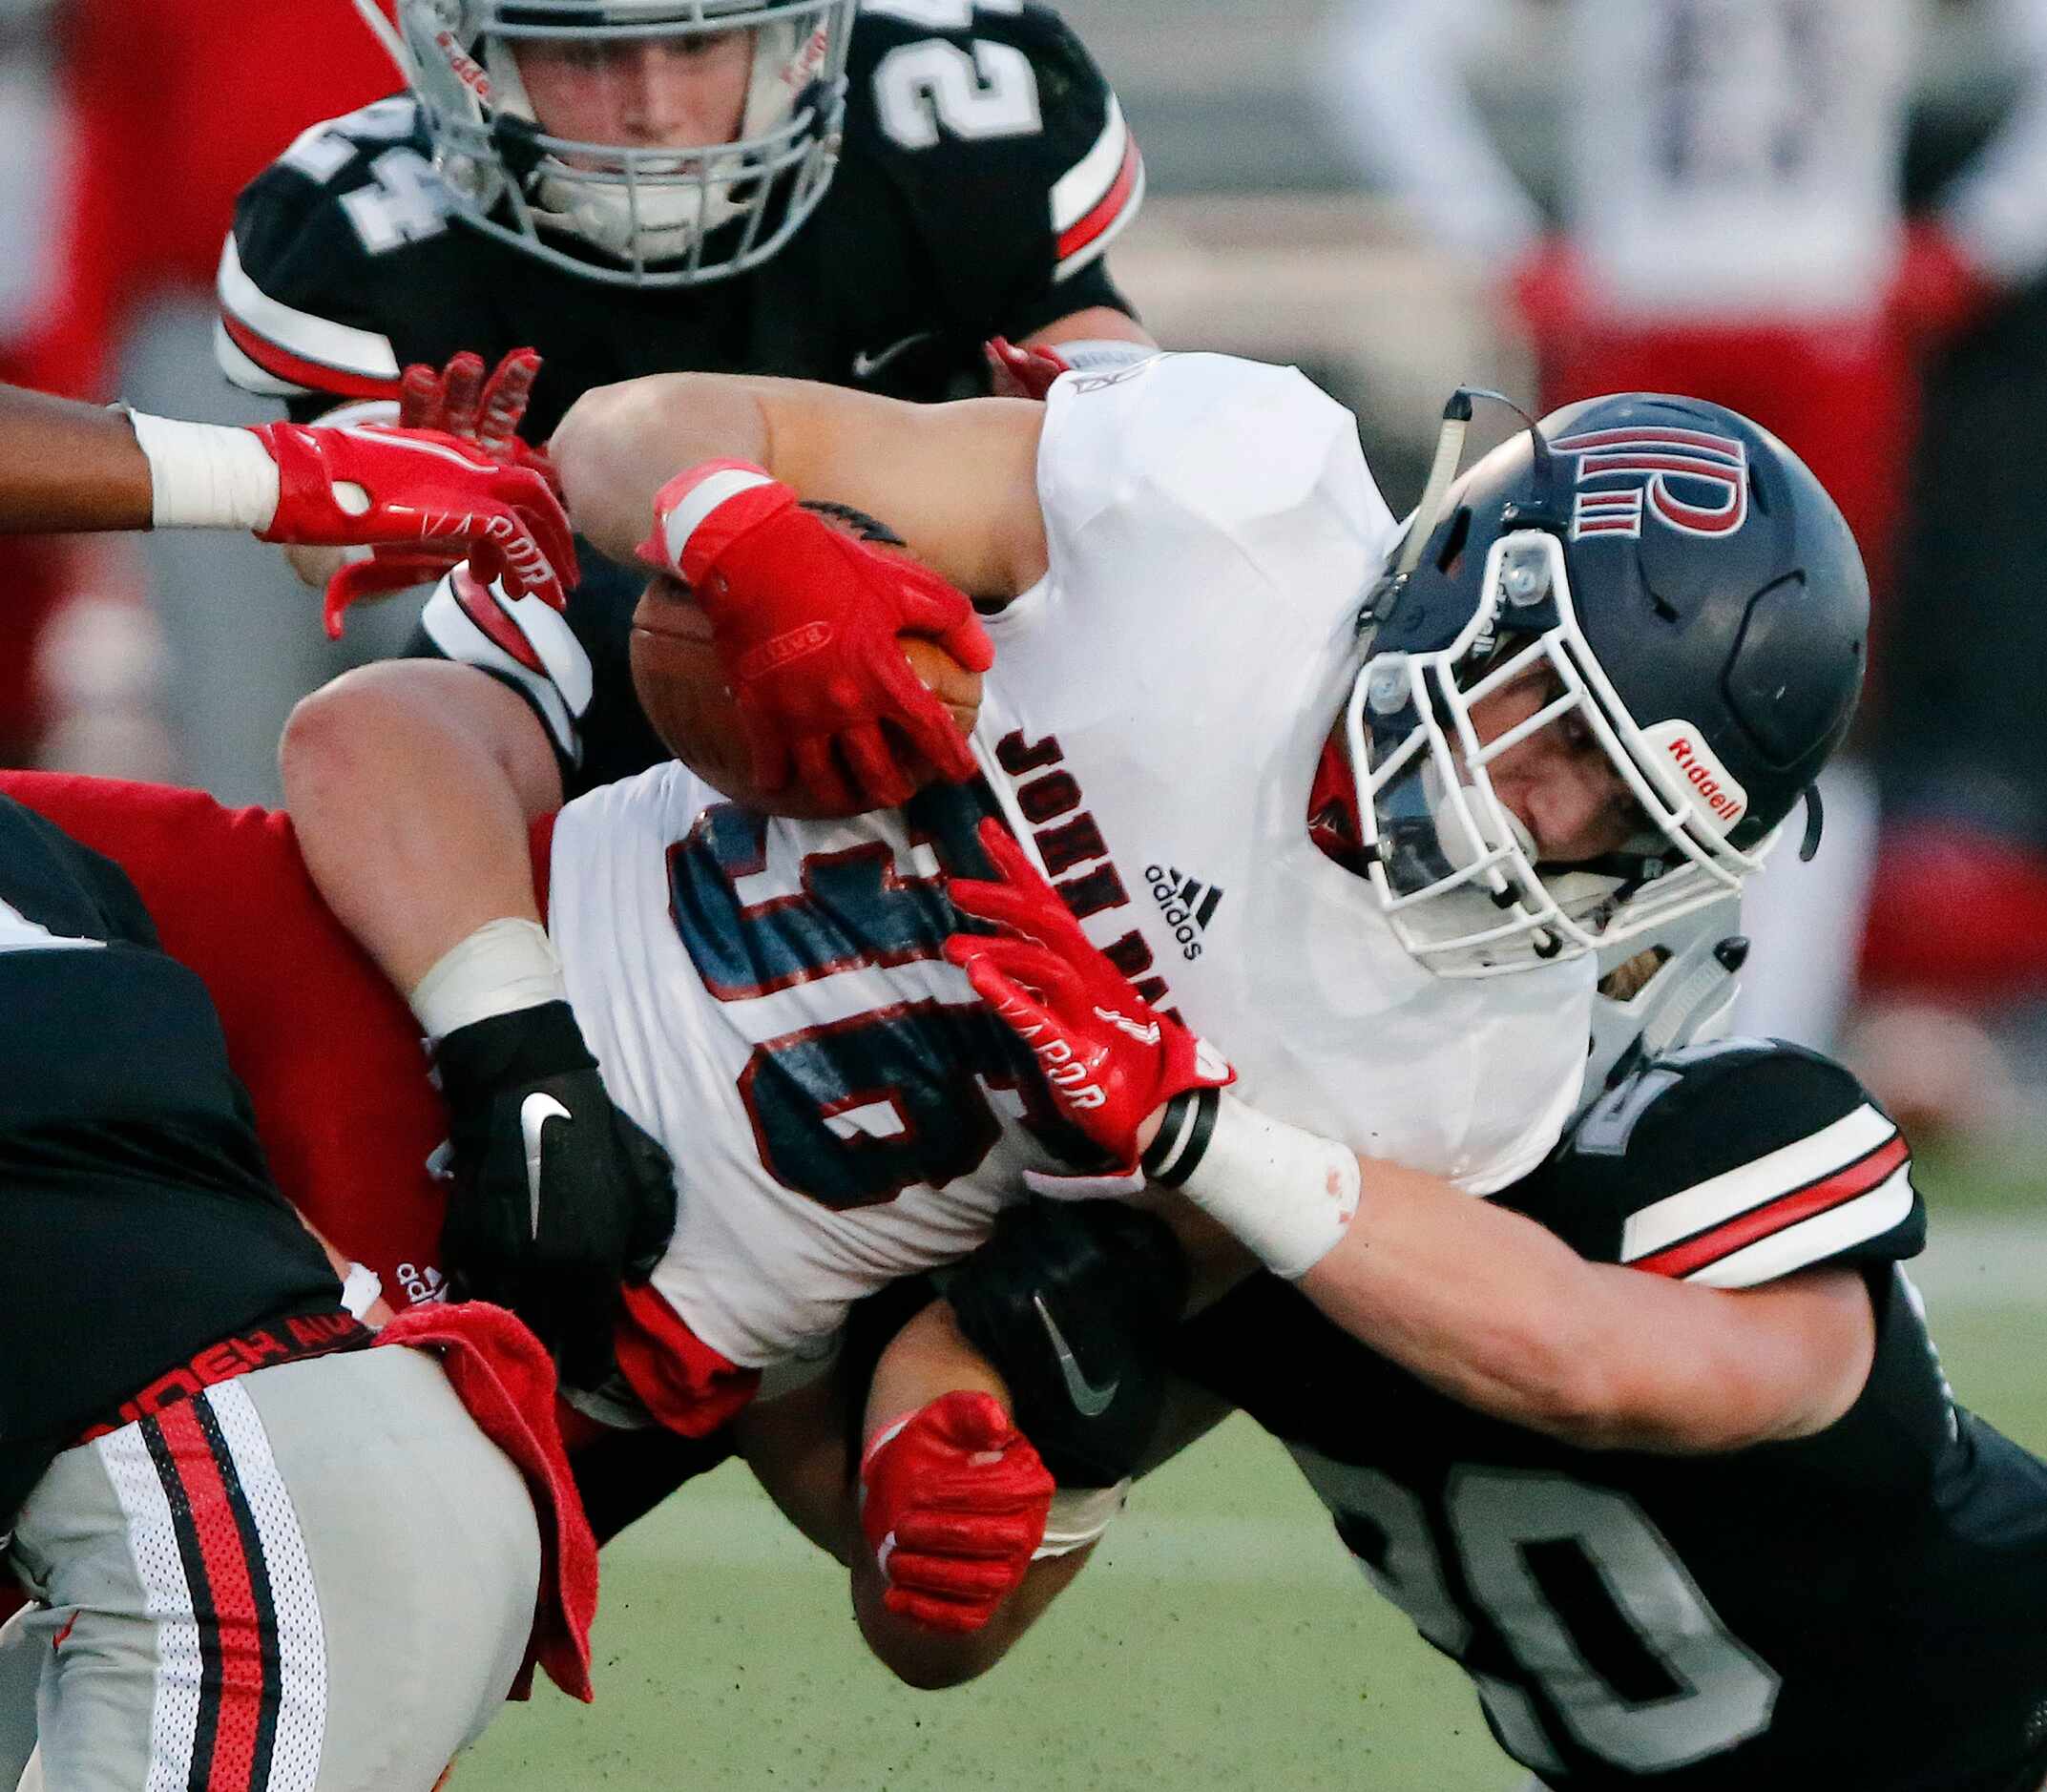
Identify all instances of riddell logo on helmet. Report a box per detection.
[1640,720,1746,832]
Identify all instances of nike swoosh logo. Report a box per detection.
[520,1092,572,1241]
[1033,1293,1119,1417]
[850,331,934,380]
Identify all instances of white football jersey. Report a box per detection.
[548,353,1591,1369]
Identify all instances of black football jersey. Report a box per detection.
[0,798,342,1528]
[220,4,1139,793]
[1176,1041,2047,1791]
[220,5,1139,431]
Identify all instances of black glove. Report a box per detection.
[944,1200,1190,1488]
[432,999,676,1387]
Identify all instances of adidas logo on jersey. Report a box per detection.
[1145,865,1222,961]
[395,1261,446,1305]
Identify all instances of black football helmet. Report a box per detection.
[1347,390,1868,977]
[380,0,854,287]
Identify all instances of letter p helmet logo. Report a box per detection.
[1551,427,1748,542]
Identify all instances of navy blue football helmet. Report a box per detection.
[1347,390,1868,977]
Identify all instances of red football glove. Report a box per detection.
[637,459,994,812]
[944,818,1233,1171]
[859,1390,1054,1634]
[984,336,1072,401]
[310,347,565,628]
[253,414,576,639]
[398,347,557,487]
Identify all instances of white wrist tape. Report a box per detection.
[338,1261,384,1321]
[1152,1091,1359,1281]
[125,411,282,532]
[1047,340,1157,375]
[1034,1479,1129,1558]
[408,917,567,1041]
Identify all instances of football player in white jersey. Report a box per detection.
[280,350,1868,1648]
[1316,0,2047,1061]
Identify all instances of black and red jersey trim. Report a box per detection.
[1631,1131,1911,1281]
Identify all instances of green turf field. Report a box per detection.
[467,1157,2047,1791]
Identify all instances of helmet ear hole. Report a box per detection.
[1434,506,1473,578]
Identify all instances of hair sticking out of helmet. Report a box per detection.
[1348,388,1869,979]
[1578,895,1748,1109]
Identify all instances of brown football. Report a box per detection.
[629,571,984,819]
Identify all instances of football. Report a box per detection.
[629,571,985,819]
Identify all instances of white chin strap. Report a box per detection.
[484,21,804,262]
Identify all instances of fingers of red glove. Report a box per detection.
[322,550,456,639]
[487,463,577,603]
[887,564,994,676]
[863,639,976,784]
[885,1546,1034,1605]
[457,507,565,613]
[881,1586,1004,1634]
[399,362,445,432]
[974,814,1060,900]
[889,1506,1048,1559]
[466,533,508,593]
[984,337,1034,400]
[946,875,1084,953]
[911,1388,1013,1456]
[438,351,488,441]
[839,719,918,811]
[983,336,1068,403]
[950,828,1093,952]
[936,605,996,675]
[962,934,1089,1011]
[950,949,1075,1049]
[883,558,972,638]
[475,347,541,455]
[789,727,868,814]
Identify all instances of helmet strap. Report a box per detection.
[1798,781,1825,862]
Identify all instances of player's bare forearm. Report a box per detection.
[1294,1156,1877,1453]
[864,1294,1008,1439]
[280,659,563,994]
[552,372,1049,602]
[0,386,154,531]
[734,1372,857,1563]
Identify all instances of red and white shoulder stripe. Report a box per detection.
[1051,96,1144,281]
[214,232,403,404]
[1619,1103,1913,1288]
